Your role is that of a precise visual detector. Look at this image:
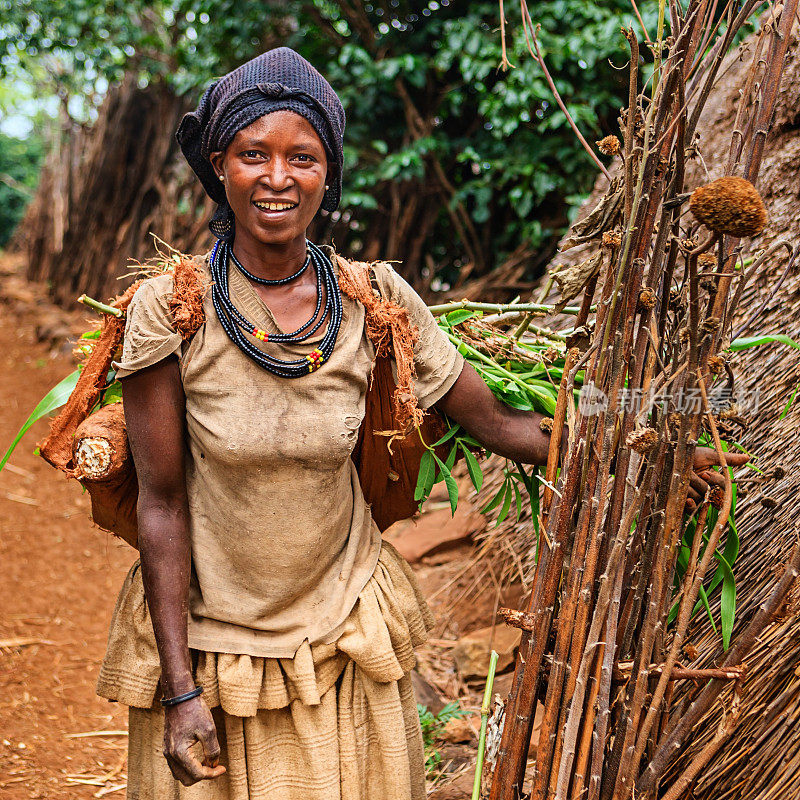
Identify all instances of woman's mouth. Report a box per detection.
[253,200,298,216]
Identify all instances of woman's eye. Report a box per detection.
[243,150,262,158]
[294,154,315,162]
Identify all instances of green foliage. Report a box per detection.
[414,307,570,522]
[417,700,467,779]
[0,131,44,246]
[1,0,665,283]
[0,367,80,472]
[669,439,741,649]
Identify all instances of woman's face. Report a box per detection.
[209,110,329,247]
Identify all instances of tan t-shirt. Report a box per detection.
[113,248,463,658]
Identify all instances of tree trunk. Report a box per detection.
[13,74,214,305]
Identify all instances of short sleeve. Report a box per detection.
[112,274,183,379]
[371,263,464,409]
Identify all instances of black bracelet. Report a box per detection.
[160,685,204,707]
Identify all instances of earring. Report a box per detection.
[219,175,225,182]
[325,184,330,191]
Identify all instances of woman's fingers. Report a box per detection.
[689,473,709,498]
[163,699,226,786]
[723,451,751,467]
[198,720,224,771]
[693,446,751,471]
[698,469,725,488]
[167,742,226,786]
[164,746,196,786]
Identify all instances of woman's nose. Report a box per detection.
[260,157,294,191]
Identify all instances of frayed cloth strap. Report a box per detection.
[38,254,207,476]
[335,255,423,432]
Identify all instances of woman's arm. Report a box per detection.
[435,361,557,465]
[122,356,225,786]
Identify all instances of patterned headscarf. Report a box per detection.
[176,47,346,241]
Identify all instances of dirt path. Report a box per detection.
[0,266,503,799]
[0,285,137,798]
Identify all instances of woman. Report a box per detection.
[97,47,743,799]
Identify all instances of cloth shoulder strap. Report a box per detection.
[335,254,423,432]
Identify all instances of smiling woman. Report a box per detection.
[89,45,742,800]
[210,113,329,250]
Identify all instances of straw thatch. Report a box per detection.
[474,22,800,800]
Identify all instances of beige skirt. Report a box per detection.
[97,542,434,800]
[127,663,425,800]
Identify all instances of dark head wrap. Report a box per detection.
[176,47,346,241]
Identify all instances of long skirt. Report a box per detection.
[99,543,434,800]
[126,663,425,800]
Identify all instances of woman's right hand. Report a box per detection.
[163,697,226,786]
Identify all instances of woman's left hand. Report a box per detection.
[685,446,750,513]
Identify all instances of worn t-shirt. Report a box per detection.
[113,248,464,658]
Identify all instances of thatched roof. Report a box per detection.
[472,23,800,799]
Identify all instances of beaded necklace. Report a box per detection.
[209,238,343,377]
[230,248,311,286]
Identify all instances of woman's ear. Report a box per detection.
[209,151,225,181]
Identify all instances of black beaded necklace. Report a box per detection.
[230,247,311,286]
[209,238,343,377]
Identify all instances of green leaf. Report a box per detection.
[780,385,799,419]
[444,442,458,472]
[714,552,737,650]
[0,368,81,473]
[414,449,436,502]
[102,380,123,406]
[496,482,514,526]
[511,479,522,520]
[432,452,459,515]
[445,309,477,326]
[432,424,460,448]
[697,585,718,633]
[480,481,507,514]
[729,333,800,351]
[461,444,484,492]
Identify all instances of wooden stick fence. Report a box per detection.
[486,3,800,799]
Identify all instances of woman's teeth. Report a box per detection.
[254,201,297,211]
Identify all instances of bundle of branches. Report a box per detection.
[484,3,800,800]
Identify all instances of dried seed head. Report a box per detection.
[702,316,721,334]
[596,135,621,155]
[683,643,699,661]
[689,176,767,238]
[602,230,622,247]
[679,326,690,344]
[669,286,683,308]
[700,277,716,292]
[718,403,740,420]
[668,412,682,427]
[541,346,561,363]
[637,286,657,311]
[769,465,787,480]
[697,252,717,269]
[708,486,725,508]
[539,417,554,434]
[678,237,698,253]
[708,354,725,374]
[626,426,659,454]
